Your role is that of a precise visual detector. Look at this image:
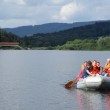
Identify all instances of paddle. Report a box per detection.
[65,78,77,89]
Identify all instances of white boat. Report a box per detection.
[76,75,110,90]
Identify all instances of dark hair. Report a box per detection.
[87,60,92,66]
[93,60,97,62]
[84,61,87,63]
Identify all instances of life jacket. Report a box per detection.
[104,63,110,74]
[77,65,85,80]
[91,66,100,74]
[106,63,110,69]
[81,65,85,71]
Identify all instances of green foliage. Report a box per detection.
[1,21,110,50]
[0,29,20,42]
[56,36,110,50]
[97,36,110,50]
[21,21,110,48]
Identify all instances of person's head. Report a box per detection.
[97,62,100,67]
[84,61,88,67]
[107,58,110,63]
[92,60,97,67]
[87,60,92,67]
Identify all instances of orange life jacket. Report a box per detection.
[106,63,110,68]
[92,66,100,74]
[77,65,85,80]
[104,63,110,73]
[81,65,85,71]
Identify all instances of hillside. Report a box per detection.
[0,29,20,42]
[21,21,110,47]
[5,22,94,37]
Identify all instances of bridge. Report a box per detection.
[0,42,24,49]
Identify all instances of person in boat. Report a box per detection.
[97,61,102,74]
[91,60,101,75]
[77,61,88,80]
[103,58,110,77]
[81,61,95,78]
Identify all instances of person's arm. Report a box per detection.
[86,70,95,76]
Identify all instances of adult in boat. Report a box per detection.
[103,58,110,77]
[82,61,95,78]
[91,60,101,75]
[77,61,88,80]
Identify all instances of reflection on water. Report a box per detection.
[76,89,110,110]
[106,93,110,110]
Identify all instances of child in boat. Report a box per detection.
[81,61,95,78]
[77,61,88,80]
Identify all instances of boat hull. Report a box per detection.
[77,75,110,90]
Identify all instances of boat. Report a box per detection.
[76,75,110,90]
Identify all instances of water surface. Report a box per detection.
[0,50,110,110]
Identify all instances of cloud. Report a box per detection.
[76,0,110,21]
[52,0,63,4]
[3,0,26,5]
[51,0,72,4]
[0,19,31,28]
[0,0,110,28]
[53,1,83,22]
[24,0,73,6]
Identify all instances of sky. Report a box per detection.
[0,0,110,28]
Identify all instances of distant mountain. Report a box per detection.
[4,22,95,37]
[21,21,110,47]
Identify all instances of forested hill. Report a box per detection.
[0,29,20,42]
[22,21,110,47]
[5,22,94,37]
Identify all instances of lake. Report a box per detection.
[0,50,110,110]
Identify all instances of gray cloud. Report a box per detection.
[0,0,110,28]
[24,0,73,6]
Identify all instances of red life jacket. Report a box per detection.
[92,66,100,74]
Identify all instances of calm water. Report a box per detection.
[0,50,110,110]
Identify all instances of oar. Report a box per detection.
[65,78,77,89]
